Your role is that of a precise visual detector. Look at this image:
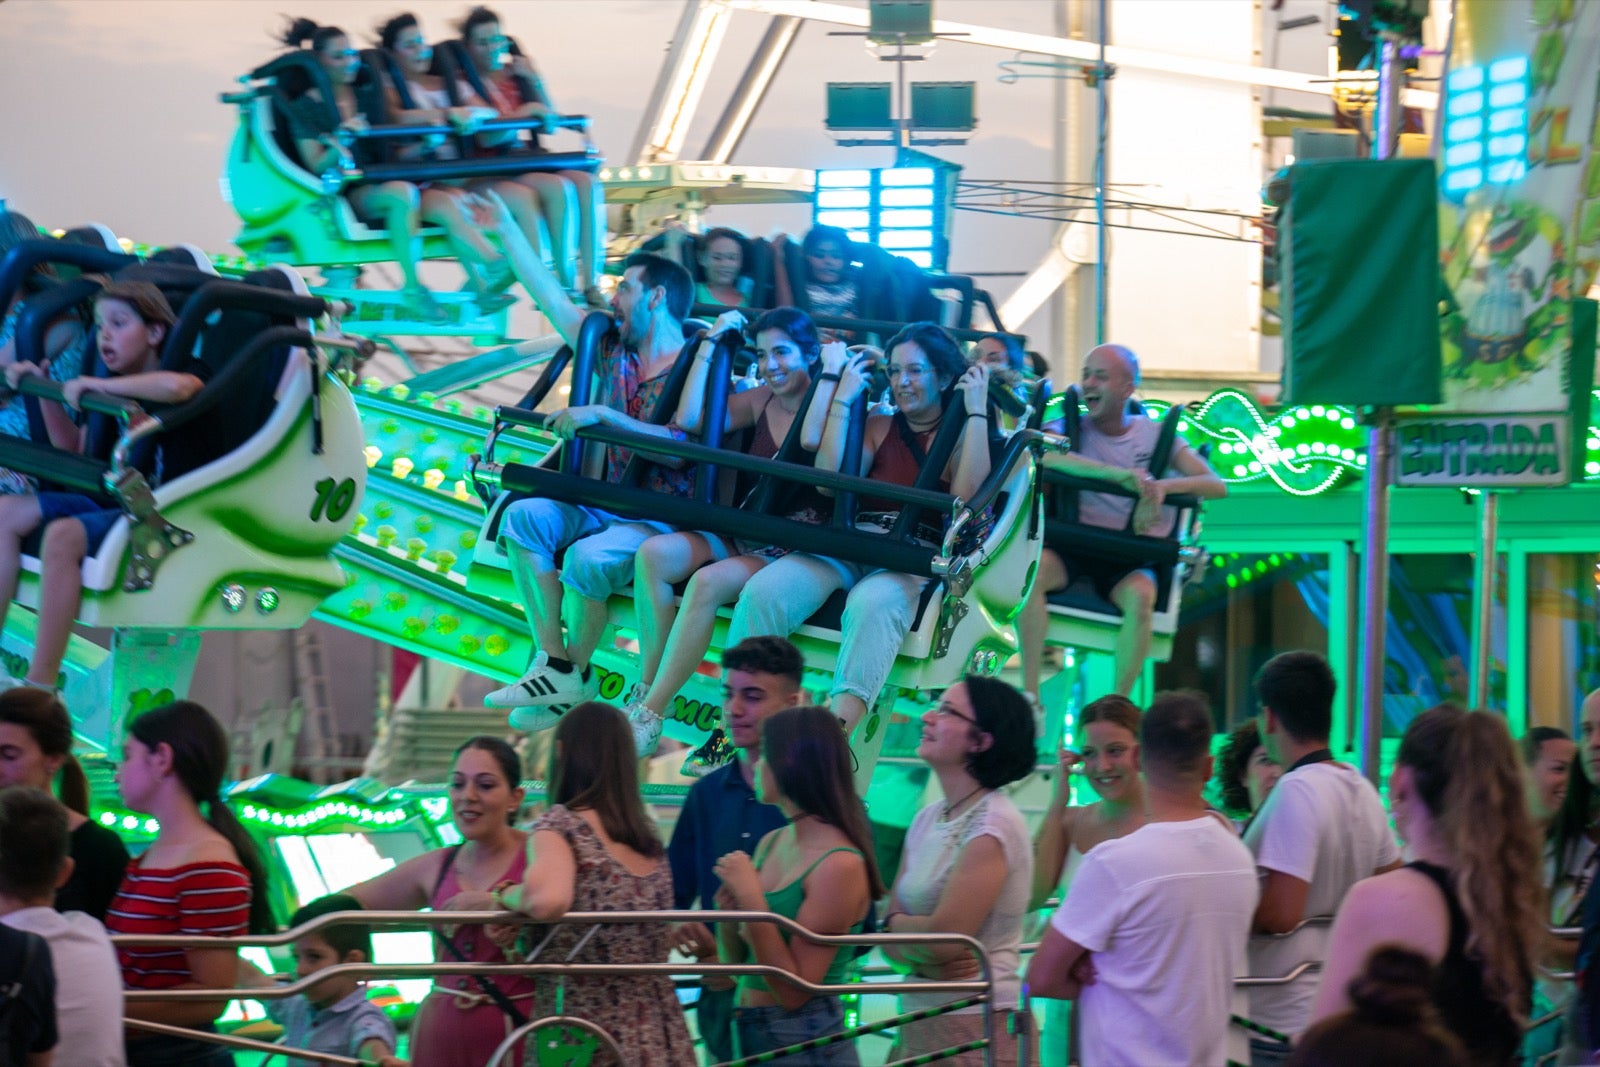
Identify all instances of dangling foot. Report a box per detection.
[487,651,598,710]
[680,727,733,778]
[623,698,664,757]
[402,285,451,325]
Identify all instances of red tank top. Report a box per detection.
[859,415,947,513]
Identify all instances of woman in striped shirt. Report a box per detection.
[106,701,270,1067]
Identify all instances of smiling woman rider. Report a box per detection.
[343,736,531,1067]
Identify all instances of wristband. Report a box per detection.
[818,372,841,383]
[966,411,987,420]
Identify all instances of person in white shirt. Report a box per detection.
[1030,690,1258,1067]
[0,785,125,1067]
[883,675,1039,1066]
[1243,651,1400,1065]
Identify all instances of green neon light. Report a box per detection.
[1152,388,1600,495]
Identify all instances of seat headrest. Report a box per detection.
[58,224,121,253]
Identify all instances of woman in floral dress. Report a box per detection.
[497,701,696,1066]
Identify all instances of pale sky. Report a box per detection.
[0,1,1332,356]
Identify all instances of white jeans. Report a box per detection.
[731,552,929,705]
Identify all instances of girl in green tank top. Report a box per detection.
[712,706,887,1065]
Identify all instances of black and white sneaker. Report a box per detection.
[489,653,597,731]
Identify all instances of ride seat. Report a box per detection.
[1040,388,1202,663]
[3,265,367,630]
[226,51,454,266]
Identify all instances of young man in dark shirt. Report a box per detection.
[665,637,804,1063]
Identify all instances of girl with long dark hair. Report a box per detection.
[107,701,270,1067]
[715,704,884,1065]
[497,702,695,1065]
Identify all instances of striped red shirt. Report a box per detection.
[105,859,251,989]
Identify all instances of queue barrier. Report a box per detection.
[112,908,1015,1067]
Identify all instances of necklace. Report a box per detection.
[905,414,940,434]
[942,785,986,821]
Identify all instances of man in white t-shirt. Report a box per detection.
[0,786,125,1067]
[1031,691,1258,1067]
[1243,651,1400,1065]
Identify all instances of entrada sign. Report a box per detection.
[1395,415,1568,487]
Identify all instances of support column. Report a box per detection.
[1468,490,1500,709]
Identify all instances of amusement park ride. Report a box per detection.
[2,0,1600,1046]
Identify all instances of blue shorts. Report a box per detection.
[735,997,858,1065]
[37,492,121,555]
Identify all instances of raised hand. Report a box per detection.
[819,340,850,376]
[957,363,991,418]
[712,309,747,339]
[837,353,873,405]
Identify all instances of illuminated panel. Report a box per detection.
[1441,56,1528,198]
[814,166,942,271]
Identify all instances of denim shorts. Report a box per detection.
[735,996,859,1065]
[37,491,120,554]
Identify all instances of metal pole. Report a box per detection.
[1468,491,1499,708]
[1372,33,1406,160]
[1093,0,1109,343]
[1354,34,1410,784]
[699,16,803,163]
[1356,415,1392,783]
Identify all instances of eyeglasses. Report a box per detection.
[934,702,980,727]
[328,48,359,60]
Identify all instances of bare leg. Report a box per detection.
[478,180,551,266]
[644,556,769,714]
[349,182,424,290]
[422,188,496,268]
[0,496,44,637]
[564,593,610,671]
[1019,548,1069,697]
[560,169,605,293]
[633,532,721,686]
[508,543,569,659]
[518,173,578,289]
[29,517,88,686]
[832,692,869,734]
[1110,571,1157,697]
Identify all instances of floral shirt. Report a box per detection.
[594,336,696,497]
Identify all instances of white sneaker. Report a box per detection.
[485,651,597,709]
[624,699,664,757]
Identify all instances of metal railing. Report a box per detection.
[113,908,1011,1067]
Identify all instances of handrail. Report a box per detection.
[690,303,1024,347]
[10,373,146,422]
[126,1019,359,1066]
[490,408,957,513]
[114,908,1002,1065]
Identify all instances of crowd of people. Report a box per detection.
[0,649,1587,1066]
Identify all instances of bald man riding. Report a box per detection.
[1019,344,1227,701]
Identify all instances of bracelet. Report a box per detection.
[883,910,905,932]
[818,372,841,383]
[966,412,987,420]
[832,396,855,408]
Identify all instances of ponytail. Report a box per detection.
[58,754,89,817]
[130,701,274,933]
[0,689,90,816]
[203,797,274,934]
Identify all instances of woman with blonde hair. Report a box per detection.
[1306,705,1543,1065]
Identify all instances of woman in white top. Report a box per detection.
[1029,693,1147,1067]
[883,675,1039,1066]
